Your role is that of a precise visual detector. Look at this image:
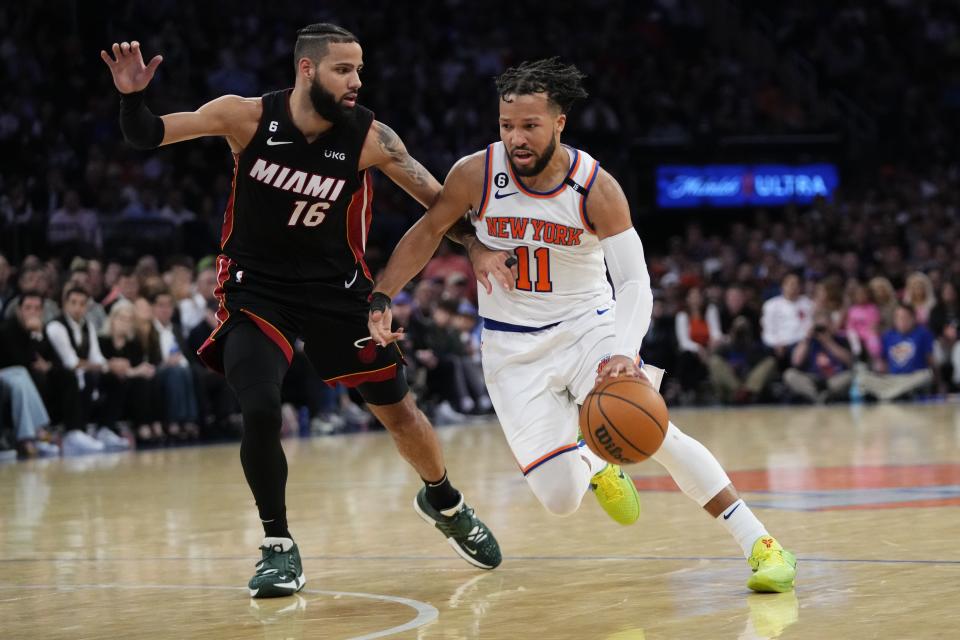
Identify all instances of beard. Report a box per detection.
[508,135,558,177]
[309,78,354,125]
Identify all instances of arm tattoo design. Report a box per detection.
[375,121,431,188]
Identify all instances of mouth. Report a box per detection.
[512,149,536,165]
[341,93,358,107]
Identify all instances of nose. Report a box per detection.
[507,129,527,149]
[350,72,362,91]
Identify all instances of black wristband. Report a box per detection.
[369,291,392,314]
[504,256,518,268]
[119,90,165,149]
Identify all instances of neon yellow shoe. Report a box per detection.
[747,536,797,593]
[590,464,641,525]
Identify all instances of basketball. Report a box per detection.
[579,376,668,465]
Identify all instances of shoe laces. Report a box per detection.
[255,544,294,576]
[592,466,625,502]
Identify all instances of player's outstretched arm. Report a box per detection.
[101,40,257,150]
[364,121,442,207]
[589,169,654,383]
[367,155,482,346]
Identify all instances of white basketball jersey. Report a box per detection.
[472,142,613,326]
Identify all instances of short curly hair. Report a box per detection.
[495,57,588,114]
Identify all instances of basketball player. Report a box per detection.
[369,59,796,593]
[100,24,501,598]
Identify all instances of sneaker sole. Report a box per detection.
[413,496,496,570]
[747,571,795,593]
[249,574,306,599]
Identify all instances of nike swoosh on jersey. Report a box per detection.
[494,190,518,199]
[344,270,358,288]
[266,137,293,146]
[597,308,610,315]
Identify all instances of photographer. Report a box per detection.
[783,312,854,403]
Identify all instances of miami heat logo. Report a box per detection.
[353,337,378,364]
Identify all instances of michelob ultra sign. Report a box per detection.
[656,164,839,208]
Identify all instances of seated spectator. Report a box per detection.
[0,365,58,458]
[452,301,492,413]
[185,298,242,439]
[66,259,107,332]
[868,276,898,331]
[902,272,936,326]
[421,239,476,302]
[178,264,217,335]
[151,289,200,440]
[761,273,814,367]
[927,280,959,393]
[98,300,160,445]
[0,292,84,437]
[783,312,854,403]
[713,284,761,346]
[45,287,111,453]
[640,295,679,401]
[408,298,471,422]
[674,287,716,399]
[708,316,778,404]
[3,265,60,323]
[859,304,935,401]
[844,280,882,365]
[101,265,141,311]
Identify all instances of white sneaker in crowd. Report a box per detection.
[62,430,106,455]
[35,441,61,457]
[96,427,131,451]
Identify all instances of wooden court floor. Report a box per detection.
[3,403,960,639]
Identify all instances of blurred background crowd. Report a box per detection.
[2,0,959,458]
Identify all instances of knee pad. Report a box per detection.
[651,422,731,506]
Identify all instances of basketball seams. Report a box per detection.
[595,401,651,460]
[595,389,668,436]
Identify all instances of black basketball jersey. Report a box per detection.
[221,89,375,286]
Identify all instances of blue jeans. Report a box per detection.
[156,365,199,422]
[0,366,50,441]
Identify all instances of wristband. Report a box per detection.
[369,291,392,314]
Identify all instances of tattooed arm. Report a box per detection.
[360,120,441,208]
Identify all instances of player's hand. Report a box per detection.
[469,244,517,295]
[595,355,645,386]
[100,41,163,94]
[368,306,404,346]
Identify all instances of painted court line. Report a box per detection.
[2,555,959,566]
[0,583,438,640]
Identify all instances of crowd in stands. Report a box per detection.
[2,0,960,459]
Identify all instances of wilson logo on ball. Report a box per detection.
[594,425,632,464]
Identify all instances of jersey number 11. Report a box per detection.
[514,246,553,293]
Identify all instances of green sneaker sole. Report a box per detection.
[747,550,797,593]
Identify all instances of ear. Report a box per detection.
[297,57,315,80]
[556,112,567,133]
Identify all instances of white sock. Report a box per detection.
[717,499,767,559]
[262,536,294,552]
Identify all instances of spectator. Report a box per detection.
[421,239,477,303]
[151,289,200,440]
[3,265,59,323]
[101,266,141,312]
[159,190,197,228]
[859,304,935,401]
[178,265,217,334]
[713,284,761,346]
[640,295,679,391]
[0,365,57,458]
[926,281,959,393]
[868,276,899,332]
[902,272,936,325]
[783,311,854,403]
[45,287,108,454]
[844,280,882,365]
[0,292,84,439]
[98,300,159,445]
[674,287,717,398]
[761,273,814,366]
[46,189,102,258]
[708,316,778,404]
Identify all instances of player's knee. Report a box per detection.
[526,468,585,516]
[238,382,282,434]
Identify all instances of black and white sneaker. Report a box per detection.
[414,488,502,570]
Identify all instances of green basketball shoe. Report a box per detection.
[414,488,502,569]
[248,540,306,598]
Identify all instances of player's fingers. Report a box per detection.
[476,271,493,295]
[145,54,163,75]
[120,41,131,55]
[100,50,114,66]
[495,265,515,290]
[111,43,121,59]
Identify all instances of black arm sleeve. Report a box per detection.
[119,91,165,149]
